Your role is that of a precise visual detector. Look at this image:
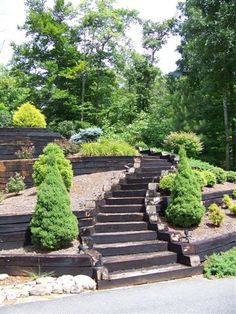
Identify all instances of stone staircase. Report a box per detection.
[92,155,202,289]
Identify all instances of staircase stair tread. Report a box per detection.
[96,221,147,226]
[94,239,163,249]
[93,230,156,237]
[108,263,187,280]
[107,197,145,199]
[98,212,144,217]
[103,251,175,264]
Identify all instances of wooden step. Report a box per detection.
[139,166,172,172]
[93,230,157,244]
[95,221,147,233]
[98,264,203,289]
[129,172,161,178]
[103,251,177,272]
[106,197,145,205]
[99,205,145,213]
[126,177,159,184]
[121,183,149,190]
[97,212,145,223]
[112,190,146,197]
[94,240,168,256]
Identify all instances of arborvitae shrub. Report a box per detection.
[165,147,205,228]
[208,203,224,227]
[193,170,207,190]
[31,154,78,250]
[159,173,176,193]
[13,102,46,128]
[163,132,203,158]
[222,194,233,209]
[225,171,236,183]
[201,170,217,187]
[33,143,73,191]
[210,167,226,184]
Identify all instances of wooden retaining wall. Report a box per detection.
[0,210,96,251]
[0,254,94,277]
[169,233,236,265]
[0,156,136,190]
[0,128,61,160]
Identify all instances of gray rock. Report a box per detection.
[17,286,31,298]
[62,282,74,294]
[30,284,53,296]
[56,275,74,285]
[0,291,6,304]
[0,274,9,281]
[74,275,96,291]
[51,283,63,294]
[36,276,55,285]
[5,289,17,301]
[70,285,82,294]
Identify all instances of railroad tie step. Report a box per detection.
[103,251,177,272]
[93,230,157,244]
[94,240,168,256]
[99,205,145,213]
[95,221,148,233]
[97,212,145,223]
[97,264,203,289]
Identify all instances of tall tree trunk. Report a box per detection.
[81,72,86,122]
[223,93,230,170]
[232,118,236,170]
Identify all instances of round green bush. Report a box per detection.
[33,143,73,191]
[210,167,226,184]
[13,102,46,128]
[159,173,176,193]
[193,170,207,190]
[201,170,217,187]
[163,132,203,158]
[165,147,205,228]
[31,153,78,250]
[225,171,236,183]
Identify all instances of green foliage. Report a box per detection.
[0,103,12,127]
[159,173,176,193]
[229,204,236,215]
[208,203,225,227]
[189,159,213,171]
[204,248,236,279]
[51,120,76,139]
[33,143,73,191]
[222,194,233,209]
[201,171,217,187]
[134,141,149,149]
[163,132,203,158]
[31,153,78,250]
[233,188,236,199]
[193,170,207,190]
[6,173,25,194]
[225,171,236,183]
[165,147,205,227]
[210,167,226,184]
[80,140,138,156]
[13,102,46,128]
[15,145,35,159]
[54,139,79,156]
[70,128,103,145]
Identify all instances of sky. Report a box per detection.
[0,0,182,73]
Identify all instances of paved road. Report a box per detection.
[1,277,235,314]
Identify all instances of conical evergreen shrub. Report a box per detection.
[31,153,79,250]
[165,147,205,228]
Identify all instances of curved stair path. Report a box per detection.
[92,155,202,289]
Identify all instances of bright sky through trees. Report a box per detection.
[0,0,181,73]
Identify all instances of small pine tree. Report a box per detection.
[166,147,205,228]
[30,153,79,250]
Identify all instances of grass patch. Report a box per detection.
[204,248,236,279]
[80,140,139,156]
